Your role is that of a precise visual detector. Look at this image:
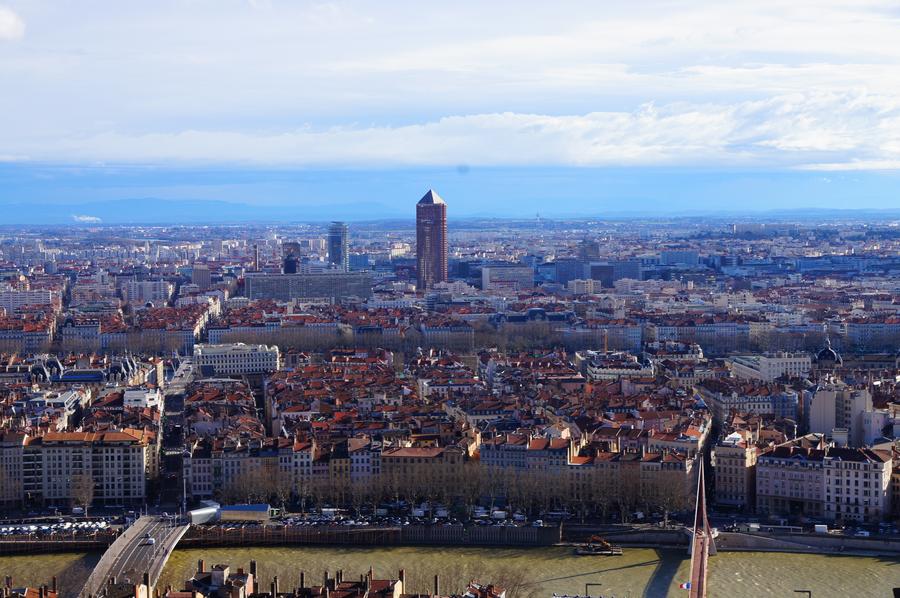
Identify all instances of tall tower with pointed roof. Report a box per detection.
[416,189,448,290]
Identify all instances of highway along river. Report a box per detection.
[2,547,897,597]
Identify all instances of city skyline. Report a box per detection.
[3,3,900,596]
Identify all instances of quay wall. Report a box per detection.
[717,531,900,556]
[179,525,560,548]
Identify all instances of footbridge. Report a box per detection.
[79,516,189,598]
[686,461,716,597]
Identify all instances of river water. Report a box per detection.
[1,547,897,597]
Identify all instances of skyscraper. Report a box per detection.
[327,221,349,272]
[416,189,448,290]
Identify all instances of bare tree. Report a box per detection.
[71,473,95,516]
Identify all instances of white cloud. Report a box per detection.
[9,91,895,169]
[0,5,24,40]
[71,214,102,223]
[1,1,900,170]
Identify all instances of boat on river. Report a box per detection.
[574,535,623,556]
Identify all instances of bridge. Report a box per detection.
[79,516,189,598]
[686,460,716,598]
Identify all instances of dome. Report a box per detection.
[816,338,841,365]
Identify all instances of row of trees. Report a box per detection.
[214,463,692,524]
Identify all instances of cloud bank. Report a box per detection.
[7,91,896,170]
[1,1,899,171]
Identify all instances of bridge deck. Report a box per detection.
[687,461,713,598]
[80,516,189,598]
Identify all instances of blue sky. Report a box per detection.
[1,1,899,220]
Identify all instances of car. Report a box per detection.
[144,537,156,545]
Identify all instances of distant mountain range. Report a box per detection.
[1,198,408,225]
[1,198,899,225]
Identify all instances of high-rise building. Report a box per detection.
[192,264,212,290]
[327,221,349,272]
[282,241,301,274]
[416,189,448,290]
[244,271,373,301]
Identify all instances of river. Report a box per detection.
[1,547,897,597]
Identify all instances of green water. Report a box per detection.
[1,547,897,598]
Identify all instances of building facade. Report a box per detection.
[327,222,350,272]
[194,343,281,376]
[244,272,373,301]
[416,190,448,290]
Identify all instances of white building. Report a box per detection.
[121,280,174,305]
[730,352,811,382]
[567,279,601,294]
[193,343,280,376]
[823,447,892,524]
[0,288,59,313]
[577,351,656,381]
[123,387,162,409]
[808,383,873,447]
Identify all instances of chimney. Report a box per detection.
[324,571,329,590]
[52,578,57,594]
[250,561,258,578]
[38,587,45,598]
[198,560,205,573]
[143,573,150,589]
[274,576,279,596]
[434,575,440,597]
[398,570,405,587]
[299,572,305,589]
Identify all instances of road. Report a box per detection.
[104,517,168,585]
[81,516,189,598]
[160,358,193,508]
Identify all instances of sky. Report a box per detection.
[1,0,899,221]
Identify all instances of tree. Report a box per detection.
[71,473,95,516]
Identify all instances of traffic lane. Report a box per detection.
[110,518,168,583]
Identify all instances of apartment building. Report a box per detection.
[194,343,281,376]
[380,446,465,487]
[0,288,59,313]
[698,379,799,423]
[577,350,655,381]
[808,384,873,447]
[0,430,154,507]
[120,280,174,305]
[244,271,373,301]
[756,443,827,518]
[714,431,758,510]
[481,265,534,292]
[823,447,892,524]
[730,352,812,382]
